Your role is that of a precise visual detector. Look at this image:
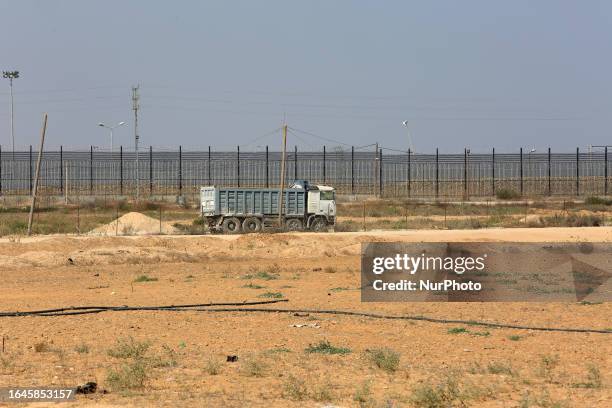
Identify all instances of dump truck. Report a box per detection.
[200,180,336,233]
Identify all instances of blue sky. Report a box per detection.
[1,0,611,153]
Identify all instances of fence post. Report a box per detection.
[59,145,63,194]
[265,145,269,188]
[491,148,495,196]
[149,146,153,194]
[208,146,211,185]
[519,147,523,196]
[323,145,326,183]
[120,146,123,195]
[576,147,579,196]
[179,145,183,195]
[435,148,439,198]
[0,145,2,194]
[548,147,551,196]
[379,148,383,197]
[463,148,468,199]
[407,148,411,198]
[351,146,355,194]
[605,146,608,196]
[294,145,298,181]
[29,145,33,193]
[89,145,93,194]
[237,145,240,187]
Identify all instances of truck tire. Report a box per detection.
[285,218,303,231]
[222,217,242,234]
[310,217,327,232]
[242,217,262,233]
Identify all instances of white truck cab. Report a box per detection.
[307,185,336,219]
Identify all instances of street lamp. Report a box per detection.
[402,120,414,153]
[3,70,19,160]
[97,121,126,152]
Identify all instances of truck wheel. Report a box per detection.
[242,217,262,233]
[285,218,303,231]
[310,217,328,232]
[222,217,242,234]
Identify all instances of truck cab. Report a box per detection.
[306,185,336,229]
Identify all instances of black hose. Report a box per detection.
[0,301,609,334]
[0,299,288,317]
[185,307,611,334]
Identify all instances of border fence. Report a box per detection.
[0,145,610,199]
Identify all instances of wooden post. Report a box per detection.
[27,113,48,236]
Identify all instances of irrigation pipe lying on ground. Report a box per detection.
[0,299,289,317]
[0,300,609,334]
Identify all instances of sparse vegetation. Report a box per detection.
[204,357,221,375]
[537,354,560,382]
[353,380,374,406]
[447,327,468,334]
[487,361,515,376]
[107,337,151,359]
[241,282,265,289]
[410,372,473,408]
[495,188,521,200]
[572,364,602,389]
[133,274,158,283]
[508,335,522,341]
[34,341,51,353]
[107,359,148,391]
[283,374,308,400]
[366,348,400,372]
[74,343,90,354]
[585,196,612,206]
[257,291,283,299]
[305,340,351,355]
[242,356,267,377]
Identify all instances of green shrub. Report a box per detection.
[496,188,520,200]
[367,348,400,372]
[305,340,351,355]
[585,196,612,206]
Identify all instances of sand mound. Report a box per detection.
[89,212,179,236]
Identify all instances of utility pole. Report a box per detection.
[132,85,140,200]
[3,70,19,165]
[278,124,288,228]
[27,113,47,236]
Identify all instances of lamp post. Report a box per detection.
[402,120,414,153]
[2,70,19,161]
[97,121,125,152]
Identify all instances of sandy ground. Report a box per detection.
[0,228,610,407]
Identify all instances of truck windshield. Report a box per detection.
[320,191,335,200]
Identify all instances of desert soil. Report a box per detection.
[0,227,610,407]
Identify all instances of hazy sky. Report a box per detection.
[1,0,611,153]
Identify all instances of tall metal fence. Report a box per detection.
[0,146,610,199]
